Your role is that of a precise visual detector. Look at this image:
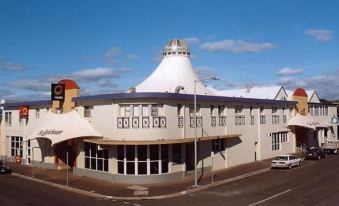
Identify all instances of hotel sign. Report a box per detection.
[20,106,29,119]
[38,129,63,137]
[51,83,65,101]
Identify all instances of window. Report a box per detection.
[149,145,159,174]
[84,143,109,172]
[133,105,140,116]
[84,106,93,117]
[281,132,288,143]
[10,136,23,157]
[260,107,264,114]
[272,115,280,124]
[172,144,182,164]
[250,106,254,125]
[212,139,225,153]
[325,106,328,116]
[142,105,149,116]
[235,106,243,115]
[272,107,278,114]
[218,105,225,116]
[138,145,147,174]
[272,133,281,151]
[189,104,200,117]
[36,109,40,118]
[314,106,319,116]
[235,106,245,126]
[260,115,266,124]
[161,145,169,173]
[117,145,170,175]
[5,112,12,126]
[210,105,215,116]
[151,104,158,116]
[177,104,183,116]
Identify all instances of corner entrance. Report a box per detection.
[54,140,77,169]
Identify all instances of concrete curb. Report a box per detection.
[12,167,270,200]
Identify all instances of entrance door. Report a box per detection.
[55,143,77,168]
[185,143,195,171]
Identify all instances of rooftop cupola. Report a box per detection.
[162,39,190,57]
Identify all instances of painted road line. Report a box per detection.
[248,189,292,206]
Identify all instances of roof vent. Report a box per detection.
[129,87,136,93]
[175,86,185,93]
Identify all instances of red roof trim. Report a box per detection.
[293,88,308,97]
[58,79,80,90]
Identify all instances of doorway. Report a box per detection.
[54,142,77,168]
[185,143,195,171]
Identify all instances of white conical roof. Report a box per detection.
[135,39,214,95]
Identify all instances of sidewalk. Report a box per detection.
[4,157,280,200]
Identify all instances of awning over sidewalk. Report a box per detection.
[25,110,102,146]
[84,134,241,145]
[288,114,332,130]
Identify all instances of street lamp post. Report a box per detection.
[194,76,219,187]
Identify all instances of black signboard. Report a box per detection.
[51,83,65,101]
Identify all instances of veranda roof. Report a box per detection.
[25,110,102,146]
[287,114,332,130]
[84,134,241,145]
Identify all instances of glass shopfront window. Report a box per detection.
[11,136,23,157]
[84,143,109,172]
[117,144,169,175]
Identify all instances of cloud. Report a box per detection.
[96,79,118,88]
[278,69,339,100]
[305,29,333,42]
[200,39,275,53]
[195,66,219,80]
[183,37,200,44]
[277,67,304,76]
[8,80,50,91]
[0,60,26,71]
[0,88,12,98]
[103,47,123,64]
[70,67,132,81]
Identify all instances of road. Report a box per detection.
[1,155,338,206]
[0,175,134,206]
[138,154,339,206]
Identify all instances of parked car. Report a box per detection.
[305,147,327,160]
[321,142,339,154]
[271,155,302,169]
[0,165,12,175]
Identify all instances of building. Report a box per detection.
[0,39,337,184]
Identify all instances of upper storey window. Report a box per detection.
[272,107,278,114]
[189,104,200,117]
[235,106,243,115]
[5,112,12,126]
[218,105,225,116]
[151,104,158,116]
[36,109,40,118]
[84,106,93,117]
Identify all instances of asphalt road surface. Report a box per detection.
[138,154,339,206]
[0,175,136,206]
[1,155,338,206]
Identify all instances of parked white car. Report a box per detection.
[271,155,302,169]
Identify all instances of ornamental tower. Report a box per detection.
[135,39,214,95]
